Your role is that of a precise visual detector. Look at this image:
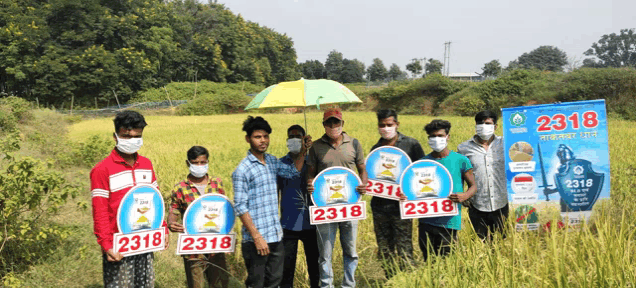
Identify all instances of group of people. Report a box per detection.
[91,107,509,288]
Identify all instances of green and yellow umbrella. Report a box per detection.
[244,78,362,129]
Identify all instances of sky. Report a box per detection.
[216,0,635,74]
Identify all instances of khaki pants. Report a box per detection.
[183,254,229,288]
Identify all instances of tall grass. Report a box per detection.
[15,112,635,287]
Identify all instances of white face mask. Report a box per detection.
[378,126,397,140]
[286,138,303,154]
[115,134,143,154]
[475,124,495,140]
[188,161,209,178]
[325,126,343,140]
[428,136,448,152]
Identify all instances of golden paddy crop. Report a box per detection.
[66,112,636,287]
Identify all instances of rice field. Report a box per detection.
[21,111,635,287]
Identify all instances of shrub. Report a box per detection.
[440,68,636,118]
[371,75,471,114]
[176,91,252,115]
[130,80,264,103]
[0,96,33,122]
[74,135,113,167]
[0,152,78,275]
[0,105,17,131]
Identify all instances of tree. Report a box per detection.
[405,59,423,78]
[505,60,521,72]
[0,0,302,106]
[388,63,403,81]
[324,50,344,81]
[565,56,582,72]
[481,60,502,77]
[300,60,326,79]
[424,59,443,76]
[516,45,568,72]
[340,59,365,83]
[582,58,602,68]
[584,28,636,68]
[367,58,388,82]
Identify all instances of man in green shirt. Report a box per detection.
[418,119,477,261]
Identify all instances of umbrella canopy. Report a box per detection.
[244,79,362,110]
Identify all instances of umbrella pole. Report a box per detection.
[304,108,308,134]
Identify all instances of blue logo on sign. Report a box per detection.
[311,167,362,206]
[183,194,235,235]
[365,146,412,184]
[117,184,165,234]
[399,160,453,201]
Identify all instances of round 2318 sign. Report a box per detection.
[114,184,166,257]
[310,167,366,224]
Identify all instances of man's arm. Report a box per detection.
[238,213,270,256]
[354,139,368,194]
[150,163,169,249]
[232,168,270,256]
[356,163,368,195]
[90,167,122,262]
[167,186,184,233]
[306,145,317,193]
[450,169,477,203]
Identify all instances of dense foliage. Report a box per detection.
[584,28,636,68]
[0,98,106,278]
[438,68,636,119]
[515,46,568,72]
[0,0,300,107]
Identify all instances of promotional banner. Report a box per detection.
[365,146,412,200]
[399,160,458,219]
[502,99,611,227]
[177,194,236,255]
[310,167,366,224]
[114,184,166,256]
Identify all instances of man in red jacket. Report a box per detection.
[90,110,168,287]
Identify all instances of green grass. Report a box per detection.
[13,112,636,287]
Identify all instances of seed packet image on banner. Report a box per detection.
[413,167,439,198]
[325,173,348,204]
[377,152,401,182]
[198,200,223,233]
[132,193,153,231]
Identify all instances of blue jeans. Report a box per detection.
[315,221,358,288]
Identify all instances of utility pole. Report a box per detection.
[443,41,452,76]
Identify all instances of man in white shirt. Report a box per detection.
[457,110,509,240]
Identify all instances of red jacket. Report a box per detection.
[90,149,166,252]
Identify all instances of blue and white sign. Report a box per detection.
[502,99,611,224]
[176,194,237,255]
[182,194,235,235]
[311,167,362,206]
[366,147,411,183]
[116,184,165,234]
[399,160,454,201]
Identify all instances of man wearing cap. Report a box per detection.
[307,108,368,288]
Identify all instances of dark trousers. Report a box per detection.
[418,223,457,262]
[183,254,229,288]
[468,204,509,240]
[372,205,414,278]
[281,228,320,288]
[242,240,284,288]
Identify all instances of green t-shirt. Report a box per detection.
[418,151,473,230]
